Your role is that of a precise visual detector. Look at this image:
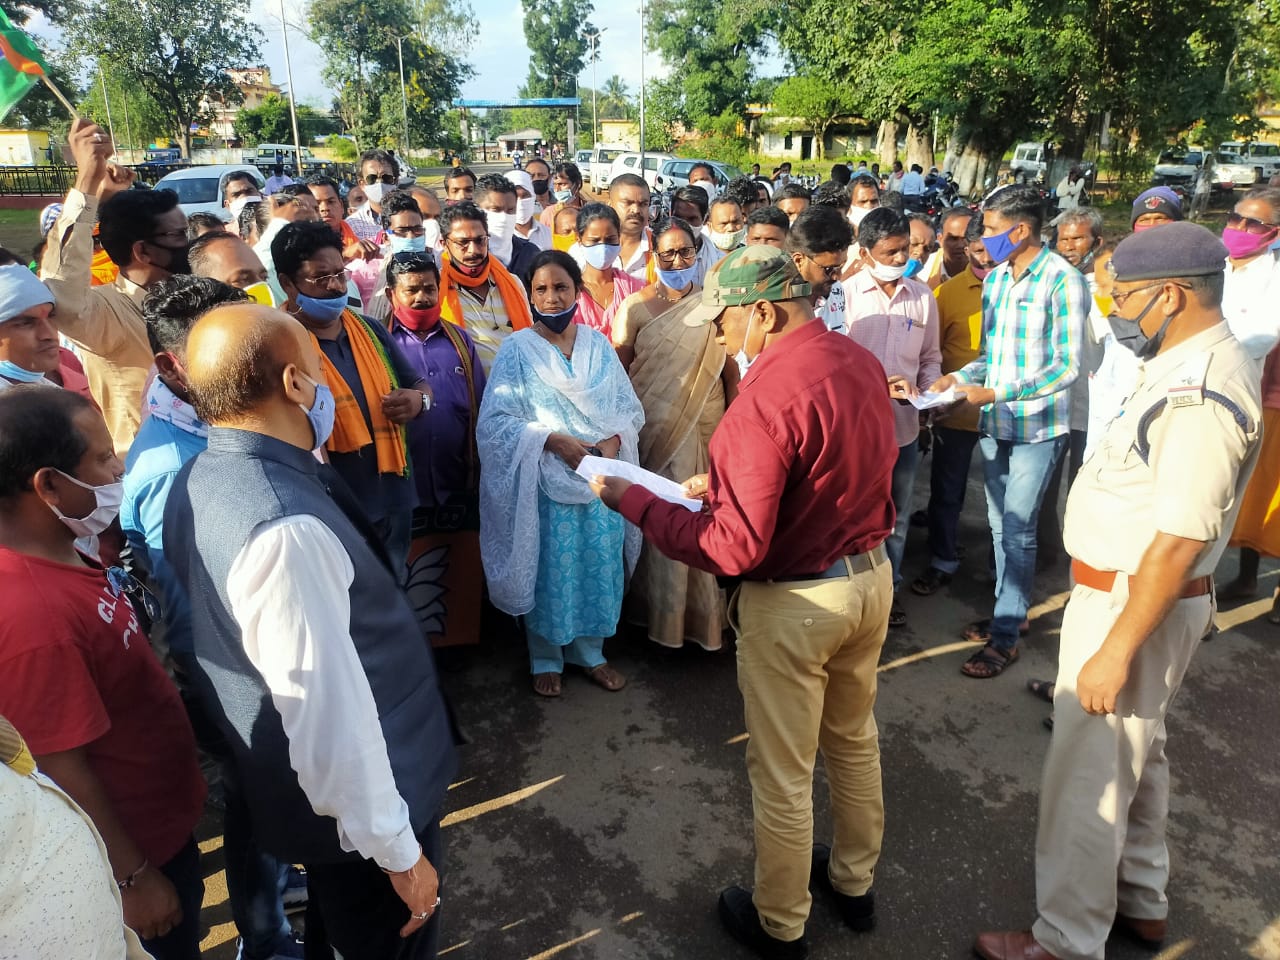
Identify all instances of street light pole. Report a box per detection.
[581,28,603,148]
[638,0,646,168]
[278,0,305,177]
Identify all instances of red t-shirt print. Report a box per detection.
[0,547,206,866]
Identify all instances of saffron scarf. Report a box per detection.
[309,309,409,477]
[439,252,533,332]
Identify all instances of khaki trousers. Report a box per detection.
[729,552,892,942]
[1033,581,1212,960]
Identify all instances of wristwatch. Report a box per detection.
[418,392,432,416]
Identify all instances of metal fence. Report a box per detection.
[0,162,359,196]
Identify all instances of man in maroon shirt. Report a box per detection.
[0,387,207,960]
[592,245,897,960]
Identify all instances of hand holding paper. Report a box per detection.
[577,455,702,512]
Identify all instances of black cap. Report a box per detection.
[1110,221,1228,282]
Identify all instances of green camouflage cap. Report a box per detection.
[682,244,814,327]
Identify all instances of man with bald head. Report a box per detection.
[163,304,457,960]
[188,232,269,294]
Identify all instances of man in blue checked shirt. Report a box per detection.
[931,185,1089,679]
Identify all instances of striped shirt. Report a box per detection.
[953,246,1088,443]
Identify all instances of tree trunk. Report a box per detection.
[876,118,898,168]
[905,120,932,170]
[949,131,1007,199]
[814,121,826,161]
[178,125,193,159]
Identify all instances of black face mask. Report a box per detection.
[151,241,191,276]
[533,302,577,333]
[531,178,550,196]
[1108,291,1171,360]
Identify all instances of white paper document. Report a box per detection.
[907,387,960,411]
[575,455,702,512]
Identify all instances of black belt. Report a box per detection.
[767,543,888,583]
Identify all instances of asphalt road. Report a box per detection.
[195,459,1280,960]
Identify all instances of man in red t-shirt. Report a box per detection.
[0,386,206,960]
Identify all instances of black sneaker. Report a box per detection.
[717,886,808,959]
[809,844,876,932]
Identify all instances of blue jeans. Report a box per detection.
[223,769,293,959]
[1037,428,1089,559]
[885,439,922,588]
[142,837,205,960]
[527,630,606,675]
[926,427,981,575]
[978,435,1067,652]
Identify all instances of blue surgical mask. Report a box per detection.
[657,265,698,290]
[553,189,575,203]
[0,358,47,383]
[389,235,427,255]
[981,224,1020,263]
[295,292,347,325]
[581,242,621,271]
[533,303,578,333]
[903,257,923,278]
[299,374,336,449]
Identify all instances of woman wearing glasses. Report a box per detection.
[610,217,732,651]
[1219,187,1280,611]
[571,203,644,341]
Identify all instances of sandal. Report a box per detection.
[585,663,627,692]
[532,672,562,698]
[961,618,1031,643]
[888,601,907,628]
[1269,591,1280,625]
[1026,678,1056,704]
[910,567,952,597]
[960,643,1020,679]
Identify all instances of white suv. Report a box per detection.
[606,152,675,190]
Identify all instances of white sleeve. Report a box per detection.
[227,515,420,872]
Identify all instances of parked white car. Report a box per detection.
[153,164,266,221]
[589,144,632,190]
[606,152,676,190]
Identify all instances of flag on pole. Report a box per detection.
[0,10,50,122]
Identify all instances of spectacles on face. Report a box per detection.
[655,246,697,266]
[1110,279,1189,309]
[388,224,426,238]
[150,228,187,244]
[1226,211,1280,235]
[298,269,349,291]
[806,256,843,279]
[447,235,488,250]
[363,173,398,185]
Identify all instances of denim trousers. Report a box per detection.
[925,426,981,575]
[1036,428,1089,559]
[885,440,922,588]
[977,434,1066,651]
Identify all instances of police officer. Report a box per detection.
[975,222,1262,960]
[590,245,898,960]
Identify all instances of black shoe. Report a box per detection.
[810,844,876,932]
[717,886,808,959]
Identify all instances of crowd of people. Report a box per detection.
[0,114,1276,960]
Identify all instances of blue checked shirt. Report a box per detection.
[953,246,1089,443]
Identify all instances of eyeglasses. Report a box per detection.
[655,246,697,265]
[447,235,488,249]
[1111,280,1190,309]
[805,256,843,279]
[363,173,398,185]
[1226,211,1280,235]
[299,269,349,290]
[106,565,160,621]
[388,225,426,238]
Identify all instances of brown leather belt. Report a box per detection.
[1071,559,1212,599]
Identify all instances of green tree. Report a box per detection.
[769,75,856,161]
[70,0,261,156]
[646,0,773,132]
[77,63,171,156]
[518,0,595,145]
[639,77,684,152]
[235,93,334,146]
[600,75,631,119]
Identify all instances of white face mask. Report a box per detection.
[47,468,123,539]
[708,227,745,252]
[866,256,908,283]
[227,195,259,220]
[693,180,719,202]
[423,219,442,250]
[487,211,515,265]
[849,206,872,227]
[516,196,538,224]
[363,181,388,206]
[734,308,760,381]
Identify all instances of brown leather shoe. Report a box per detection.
[973,930,1061,960]
[1113,914,1167,948]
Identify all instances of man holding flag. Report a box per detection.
[42,119,193,455]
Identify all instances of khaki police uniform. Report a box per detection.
[1031,321,1262,960]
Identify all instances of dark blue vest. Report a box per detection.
[163,428,456,863]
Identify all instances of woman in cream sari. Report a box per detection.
[612,217,733,651]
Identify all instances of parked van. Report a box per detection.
[607,151,675,190]
[1217,142,1280,183]
[589,144,631,190]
